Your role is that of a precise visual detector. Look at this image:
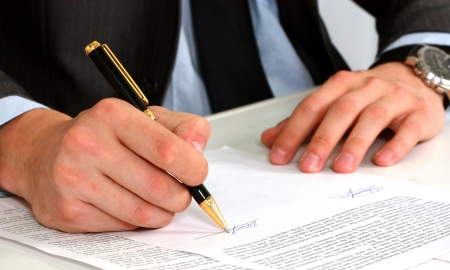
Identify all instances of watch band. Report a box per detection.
[371,45,450,109]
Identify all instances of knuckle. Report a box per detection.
[276,131,300,150]
[130,202,175,228]
[154,139,179,166]
[130,202,155,226]
[298,96,322,116]
[91,98,121,117]
[189,116,211,135]
[331,98,357,115]
[310,133,333,149]
[62,126,102,158]
[146,175,171,203]
[390,84,409,98]
[55,200,85,225]
[346,136,366,150]
[365,105,388,122]
[176,115,212,142]
[330,70,354,84]
[363,76,384,88]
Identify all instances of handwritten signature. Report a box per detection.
[193,219,259,240]
[229,219,259,234]
[329,185,383,199]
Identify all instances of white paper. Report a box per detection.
[1,147,450,270]
[115,148,450,270]
[0,200,242,269]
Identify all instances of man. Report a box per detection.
[0,0,449,232]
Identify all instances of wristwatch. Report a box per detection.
[405,45,450,103]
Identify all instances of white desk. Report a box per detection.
[1,90,449,269]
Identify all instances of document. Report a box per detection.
[1,147,450,270]
[0,200,242,269]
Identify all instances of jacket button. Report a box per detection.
[143,77,158,98]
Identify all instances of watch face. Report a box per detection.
[418,46,450,87]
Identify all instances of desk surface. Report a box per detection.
[1,90,449,269]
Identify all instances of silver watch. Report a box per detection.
[405,45,450,100]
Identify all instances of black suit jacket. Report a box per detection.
[1,0,450,116]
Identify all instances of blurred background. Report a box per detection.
[319,0,378,71]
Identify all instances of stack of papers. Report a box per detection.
[1,147,450,269]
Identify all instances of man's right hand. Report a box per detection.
[0,98,211,233]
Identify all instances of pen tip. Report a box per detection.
[224,227,230,233]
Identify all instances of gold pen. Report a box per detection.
[85,41,229,232]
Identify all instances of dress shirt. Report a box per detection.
[1,1,450,198]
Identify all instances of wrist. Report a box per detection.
[0,108,71,198]
[371,45,450,109]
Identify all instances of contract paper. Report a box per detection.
[1,147,450,270]
[0,200,242,270]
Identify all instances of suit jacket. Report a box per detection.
[1,0,450,116]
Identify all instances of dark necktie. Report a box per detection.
[190,0,349,113]
[190,0,273,113]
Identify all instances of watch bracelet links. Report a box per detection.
[370,45,450,110]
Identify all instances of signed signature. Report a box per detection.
[229,219,259,234]
[329,185,383,199]
[193,219,259,240]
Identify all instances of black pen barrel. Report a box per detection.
[185,184,212,204]
[88,47,148,111]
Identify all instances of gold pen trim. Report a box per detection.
[200,196,229,232]
[85,41,149,106]
[101,44,149,106]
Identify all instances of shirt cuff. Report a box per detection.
[383,32,450,53]
[0,96,48,126]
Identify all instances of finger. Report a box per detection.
[149,106,212,153]
[332,94,411,172]
[268,71,366,165]
[261,118,289,148]
[88,99,208,186]
[36,199,138,233]
[123,117,208,186]
[299,78,387,172]
[373,111,437,167]
[78,171,176,228]
[95,136,192,213]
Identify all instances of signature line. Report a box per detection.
[193,231,226,240]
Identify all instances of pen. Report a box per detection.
[85,41,229,232]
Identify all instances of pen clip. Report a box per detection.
[100,44,149,106]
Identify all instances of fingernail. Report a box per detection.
[300,151,321,171]
[190,141,204,154]
[375,149,394,166]
[271,147,288,164]
[334,152,356,171]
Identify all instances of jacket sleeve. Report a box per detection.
[353,0,450,52]
[0,70,32,100]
